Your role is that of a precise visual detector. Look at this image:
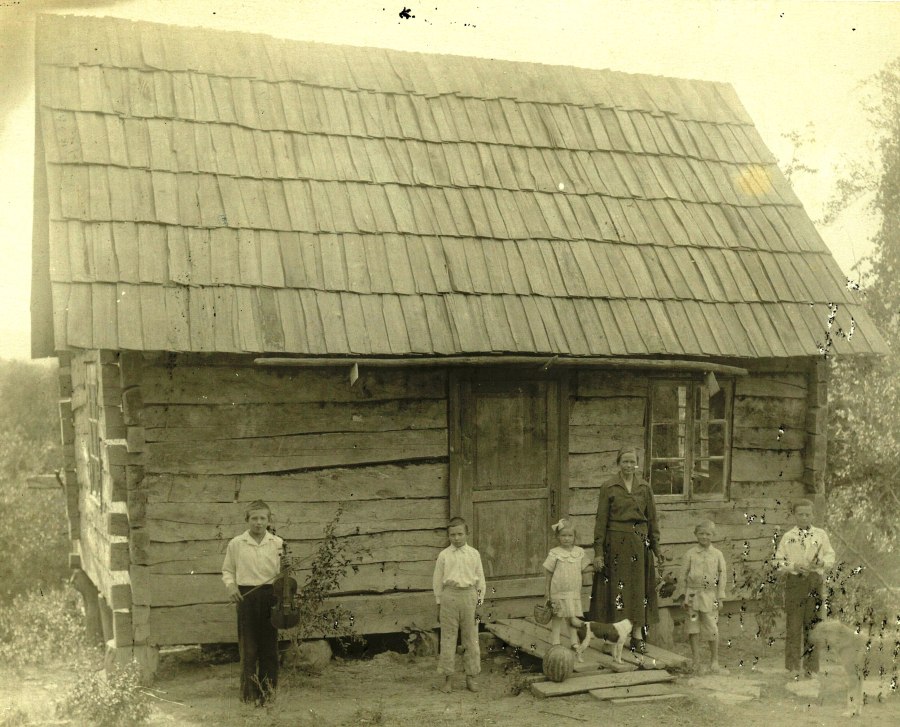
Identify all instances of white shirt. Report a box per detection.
[774,526,835,576]
[432,544,486,604]
[222,530,283,588]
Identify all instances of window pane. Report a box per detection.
[651,462,685,496]
[710,387,726,419]
[692,458,724,496]
[652,423,686,458]
[693,420,725,459]
[652,382,688,422]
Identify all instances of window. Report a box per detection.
[648,379,732,499]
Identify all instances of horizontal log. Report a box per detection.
[569,453,619,487]
[729,481,806,501]
[733,427,804,450]
[570,397,645,427]
[733,397,806,428]
[142,399,447,442]
[141,366,447,405]
[569,425,645,455]
[147,591,557,644]
[146,429,448,475]
[145,499,450,542]
[576,372,648,398]
[731,450,804,482]
[147,560,438,606]
[145,462,448,504]
[144,530,447,574]
[735,374,807,399]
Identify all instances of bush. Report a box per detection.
[56,661,151,727]
[0,360,68,602]
[0,585,91,666]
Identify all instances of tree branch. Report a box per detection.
[830,530,894,591]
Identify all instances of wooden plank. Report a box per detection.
[144,529,446,574]
[142,399,447,441]
[610,693,687,704]
[531,669,673,698]
[590,682,681,701]
[140,365,447,405]
[146,498,449,542]
[731,449,804,482]
[145,462,447,503]
[485,624,636,672]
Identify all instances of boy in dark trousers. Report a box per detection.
[222,500,284,704]
[774,499,835,677]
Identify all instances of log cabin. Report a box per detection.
[30,14,886,673]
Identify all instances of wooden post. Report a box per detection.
[70,569,104,646]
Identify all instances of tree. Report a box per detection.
[819,57,900,607]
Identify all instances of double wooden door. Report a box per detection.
[450,372,568,599]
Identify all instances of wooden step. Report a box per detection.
[589,682,681,701]
[486,621,612,674]
[530,669,674,698]
[494,618,636,672]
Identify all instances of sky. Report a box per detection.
[1,0,899,360]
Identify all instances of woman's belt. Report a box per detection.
[606,520,648,533]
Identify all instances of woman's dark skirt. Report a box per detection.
[588,528,658,628]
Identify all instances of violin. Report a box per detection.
[270,540,300,630]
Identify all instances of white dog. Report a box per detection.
[808,620,868,717]
[574,619,633,663]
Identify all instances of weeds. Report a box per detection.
[342,701,386,726]
[0,708,30,727]
[0,584,91,666]
[56,661,151,727]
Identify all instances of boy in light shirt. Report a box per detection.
[682,520,727,674]
[432,517,486,693]
[774,499,836,677]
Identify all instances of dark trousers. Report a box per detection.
[784,573,823,673]
[237,585,278,703]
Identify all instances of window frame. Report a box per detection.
[645,376,734,503]
[85,360,103,502]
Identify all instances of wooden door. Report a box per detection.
[450,372,568,599]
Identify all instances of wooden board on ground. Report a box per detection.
[530,669,674,698]
[589,682,681,701]
[639,641,689,668]
[517,617,637,672]
[486,621,610,674]
[609,693,687,704]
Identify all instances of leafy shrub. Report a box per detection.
[0,360,68,602]
[282,507,365,660]
[0,584,91,666]
[56,661,151,727]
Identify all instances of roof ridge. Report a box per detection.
[35,13,750,122]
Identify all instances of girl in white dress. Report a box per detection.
[543,519,593,649]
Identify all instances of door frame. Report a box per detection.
[448,368,570,533]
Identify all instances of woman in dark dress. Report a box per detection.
[589,447,664,651]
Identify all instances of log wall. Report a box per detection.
[132,354,457,645]
[103,354,819,646]
[68,350,133,648]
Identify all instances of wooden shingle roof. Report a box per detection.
[31,14,887,359]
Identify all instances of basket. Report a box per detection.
[533,600,554,625]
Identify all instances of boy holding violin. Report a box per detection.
[222,500,286,705]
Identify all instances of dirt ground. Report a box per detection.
[2,615,897,727]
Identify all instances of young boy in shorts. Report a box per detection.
[432,517,486,693]
[775,499,835,677]
[682,520,727,674]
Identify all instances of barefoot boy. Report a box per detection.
[222,500,283,704]
[774,499,835,677]
[432,517,486,693]
[682,520,727,673]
